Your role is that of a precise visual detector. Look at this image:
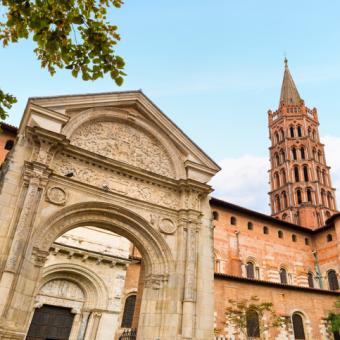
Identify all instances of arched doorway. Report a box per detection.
[15,202,174,340]
[27,261,110,340]
[0,92,219,340]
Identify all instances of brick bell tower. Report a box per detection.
[268,59,337,229]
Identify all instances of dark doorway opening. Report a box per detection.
[26,305,74,340]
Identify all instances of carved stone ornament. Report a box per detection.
[46,186,67,205]
[70,120,176,178]
[144,273,169,290]
[159,218,177,235]
[31,247,49,267]
[51,154,179,209]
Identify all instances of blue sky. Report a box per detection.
[1,1,340,211]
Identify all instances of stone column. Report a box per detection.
[0,167,46,317]
[85,312,102,340]
[4,177,40,273]
[77,311,90,340]
[69,310,82,340]
[182,219,198,339]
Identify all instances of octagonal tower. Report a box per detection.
[268,59,337,228]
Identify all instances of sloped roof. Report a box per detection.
[279,58,302,106]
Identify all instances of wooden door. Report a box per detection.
[26,305,74,340]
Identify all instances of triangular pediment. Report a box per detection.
[22,91,220,183]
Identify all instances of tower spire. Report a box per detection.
[268,61,338,229]
[280,59,301,106]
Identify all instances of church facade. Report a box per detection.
[0,61,339,340]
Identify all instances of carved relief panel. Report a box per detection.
[70,121,176,178]
[51,153,179,210]
[39,279,85,303]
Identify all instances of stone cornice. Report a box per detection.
[215,272,340,296]
[26,126,69,145]
[25,125,212,194]
[50,243,131,267]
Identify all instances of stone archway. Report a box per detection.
[31,263,111,340]
[0,92,220,340]
[3,202,174,340]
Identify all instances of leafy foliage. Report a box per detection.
[225,296,285,339]
[327,299,340,333]
[0,0,126,121]
[0,89,17,121]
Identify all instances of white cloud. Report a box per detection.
[210,155,270,213]
[210,136,340,214]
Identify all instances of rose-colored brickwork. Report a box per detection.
[268,59,337,228]
[0,124,16,164]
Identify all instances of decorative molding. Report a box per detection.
[144,273,169,290]
[159,218,177,235]
[46,186,67,205]
[31,247,49,267]
[49,244,131,267]
[51,154,179,209]
[70,120,176,178]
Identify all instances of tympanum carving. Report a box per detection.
[70,121,175,178]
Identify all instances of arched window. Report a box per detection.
[292,234,297,242]
[313,129,317,141]
[308,127,312,137]
[321,189,327,206]
[290,126,295,138]
[246,310,260,338]
[282,213,287,220]
[4,140,14,150]
[278,230,283,239]
[282,191,288,209]
[328,270,339,291]
[247,222,254,230]
[279,150,285,163]
[297,126,303,137]
[304,238,310,246]
[307,272,314,288]
[306,188,312,203]
[279,128,284,141]
[317,167,322,183]
[300,147,305,160]
[275,195,281,212]
[230,216,237,226]
[322,170,327,186]
[296,189,302,205]
[327,234,333,242]
[303,166,309,181]
[263,226,269,235]
[121,294,137,328]
[246,262,255,279]
[274,172,280,189]
[292,313,306,339]
[313,148,317,160]
[274,131,279,144]
[325,211,331,219]
[294,166,300,182]
[328,193,334,210]
[292,147,297,160]
[212,211,219,220]
[274,153,280,166]
[281,169,287,185]
[280,268,288,284]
